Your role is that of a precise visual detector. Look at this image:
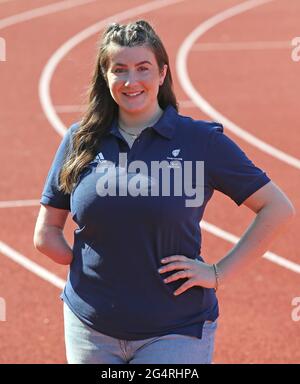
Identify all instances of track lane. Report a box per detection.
[51,0,299,362]
[0,0,299,363]
[0,255,65,363]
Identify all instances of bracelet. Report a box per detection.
[212,264,219,292]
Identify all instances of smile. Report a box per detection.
[122,91,144,97]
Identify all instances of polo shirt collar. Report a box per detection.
[107,104,177,140]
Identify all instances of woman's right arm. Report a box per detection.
[33,204,73,265]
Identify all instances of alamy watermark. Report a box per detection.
[94,153,205,207]
[0,297,6,321]
[291,297,300,322]
[291,37,300,62]
[0,37,6,62]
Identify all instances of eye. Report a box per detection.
[113,68,126,73]
[138,66,149,72]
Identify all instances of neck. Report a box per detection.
[118,104,163,131]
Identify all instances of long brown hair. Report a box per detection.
[59,20,178,194]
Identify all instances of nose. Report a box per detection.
[124,71,138,87]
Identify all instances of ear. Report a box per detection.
[159,64,168,86]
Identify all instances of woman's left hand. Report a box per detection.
[158,255,216,296]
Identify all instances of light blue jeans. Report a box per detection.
[63,303,217,364]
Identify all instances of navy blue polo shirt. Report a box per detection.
[40,105,271,340]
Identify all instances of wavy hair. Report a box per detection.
[59,20,178,193]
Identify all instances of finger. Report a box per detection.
[163,270,192,283]
[158,262,190,274]
[161,255,189,263]
[173,279,197,296]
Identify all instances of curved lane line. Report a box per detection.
[176,0,300,170]
[176,0,300,274]
[0,241,65,289]
[193,40,291,51]
[201,221,300,274]
[0,0,96,30]
[0,0,101,289]
[0,199,40,208]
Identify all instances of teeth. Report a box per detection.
[124,92,142,97]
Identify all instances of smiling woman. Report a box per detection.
[105,44,167,131]
[34,19,295,365]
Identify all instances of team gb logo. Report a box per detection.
[172,149,181,157]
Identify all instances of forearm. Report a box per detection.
[217,203,295,284]
[34,226,73,265]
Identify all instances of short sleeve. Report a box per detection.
[40,123,79,210]
[206,126,271,206]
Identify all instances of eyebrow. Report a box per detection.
[113,60,152,67]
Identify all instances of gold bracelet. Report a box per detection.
[212,264,219,292]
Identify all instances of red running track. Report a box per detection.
[0,0,299,363]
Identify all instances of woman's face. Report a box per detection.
[105,44,167,118]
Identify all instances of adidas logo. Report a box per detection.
[94,152,107,163]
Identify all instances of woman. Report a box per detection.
[34,20,295,364]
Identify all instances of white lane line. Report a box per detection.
[192,40,291,51]
[201,221,300,274]
[39,0,185,137]
[176,0,300,170]
[54,100,196,113]
[0,199,40,208]
[2,200,298,273]
[0,241,65,289]
[0,0,96,30]
[1,225,299,295]
[0,0,98,288]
